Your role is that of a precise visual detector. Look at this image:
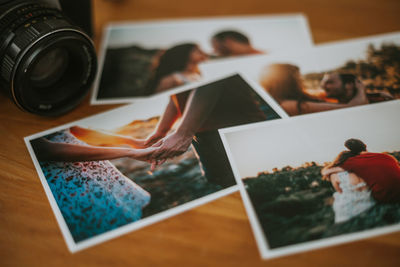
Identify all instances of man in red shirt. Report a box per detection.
[340,152,400,203]
[322,138,400,203]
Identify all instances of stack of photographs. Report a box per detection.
[25,15,400,258]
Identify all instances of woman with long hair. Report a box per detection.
[146,43,208,94]
[260,64,367,116]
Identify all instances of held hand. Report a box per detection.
[127,146,160,162]
[144,131,166,147]
[128,138,148,149]
[149,130,194,161]
[127,147,167,171]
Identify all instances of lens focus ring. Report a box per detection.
[2,27,39,82]
[1,18,72,82]
[1,53,13,80]
[0,2,97,116]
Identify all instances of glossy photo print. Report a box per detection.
[220,101,400,259]
[25,74,287,252]
[91,14,313,104]
[201,31,400,116]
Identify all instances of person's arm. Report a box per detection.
[176,84,224,136]
[280,97,367,116]
[144,99,180,146]
[69,126,147,149]
[149,84,225,160]
[31,138,156,162]
[321,166,345,177]
[279,100,357,116]
[321,166,345,193]
[154,74,184,93]
[330,173,343,193]
[376,91,394,101]
[280,80,369,116]
[347,79,369,105]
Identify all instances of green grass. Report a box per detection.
[244,152,400,249]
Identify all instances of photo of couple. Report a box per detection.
[321,138,400,223]
[201,32,400,117]
[220,101,400,259]
[91,15,312,103]
[145,31,263,95]
[26,74,286,251]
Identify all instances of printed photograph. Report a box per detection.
[25,74,286,252]
[201,32,400,116]
[91,15,312,104]
[220,101,400,259]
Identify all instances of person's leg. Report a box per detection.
[191,130,236,188]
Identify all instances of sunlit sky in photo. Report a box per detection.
[223,101,400,178]
[79,95,170,131]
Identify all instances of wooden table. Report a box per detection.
[1,0,400,266]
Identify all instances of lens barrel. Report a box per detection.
[0,1,97,116]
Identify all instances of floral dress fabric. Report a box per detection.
[333,171,375,223]
[39,130,150,242]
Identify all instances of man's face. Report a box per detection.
[320,73,346,98]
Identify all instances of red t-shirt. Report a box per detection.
[341,152,400,203]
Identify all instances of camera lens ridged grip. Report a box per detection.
[1,54,13,81]
[2,18,77,82]
[0,1,97,116]
[1,26,38,82]
[0,3,62,82]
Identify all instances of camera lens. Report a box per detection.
[30,47,69,88]
[0,1,97,116]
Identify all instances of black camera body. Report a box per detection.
[0,0,97,116]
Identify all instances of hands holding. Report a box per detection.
[65,117,193,169]
[143,130,166,147]
[149,130,193,159]
[134,129,194,171]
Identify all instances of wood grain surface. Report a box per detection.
[1,0,400,266]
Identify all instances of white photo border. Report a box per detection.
[26,72,285,252]
[219,100,400,259]
[90,14,313,105]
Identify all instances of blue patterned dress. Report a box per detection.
[39,130,150,242]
